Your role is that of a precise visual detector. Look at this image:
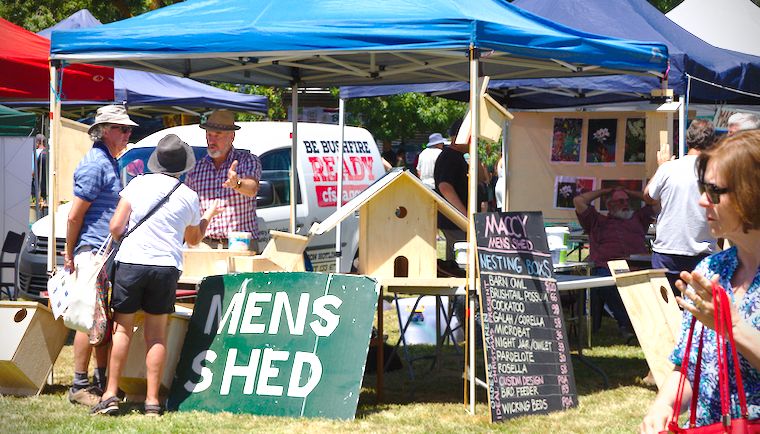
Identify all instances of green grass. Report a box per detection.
[0,303,657,433]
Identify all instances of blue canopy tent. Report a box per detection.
[12,9,268,115]
[48,0,669,408]
[340,0,760,108]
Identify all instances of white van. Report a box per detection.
[17,122,386,299]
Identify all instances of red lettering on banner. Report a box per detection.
[308,156,375,182]
[358,156,375,180]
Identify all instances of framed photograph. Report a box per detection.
[586,119,617,164]
[554,176,595,209]
[624,118,646,163]
[550,118,582,163]
[600,179,644,211]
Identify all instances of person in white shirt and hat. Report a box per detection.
[416,132,446,189]
[93,134,220,416]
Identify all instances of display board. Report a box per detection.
[474,211,578,422]
[168,272,379,420]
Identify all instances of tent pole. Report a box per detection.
[336,98,345,271]
[501,119,509,212]
[466,46,480,416]
[678,95,686,158]
[47,61,61,274]
[290,83,299,234]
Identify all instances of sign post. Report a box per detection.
[168,272,379,419]
[474,212,578,422]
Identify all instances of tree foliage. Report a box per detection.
[0,1,182,32]
[342,92,466,144]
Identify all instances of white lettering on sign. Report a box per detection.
[206,282,342,337]
[184,350,217,393]
[189,348,324,398]
[188,279,343,400]
[269,292,309,335]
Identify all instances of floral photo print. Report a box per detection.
[551,118,582,163]
[554,176,595,209]
[624,118,646,163]
[586,118,617,164]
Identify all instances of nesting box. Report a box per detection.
[608,261,682,389]
[118,306,192,401]
[310,170,467,279]
[454,76,514,144]
[228,230,309,273]
[0,301,68,396]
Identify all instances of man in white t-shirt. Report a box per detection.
[644,119,718,290]
[93,134,220,416]
[416,132,445,189]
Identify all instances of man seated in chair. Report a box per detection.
[573,186,658,338]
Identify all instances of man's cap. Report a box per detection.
[87,105,138,134]
[200,110,240,131]
[427,133,445,147]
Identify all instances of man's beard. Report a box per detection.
[207,148,223,159]
[609,209,634,220]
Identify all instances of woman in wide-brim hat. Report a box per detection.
[93,134,221,416]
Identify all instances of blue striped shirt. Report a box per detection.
[73,141,122,253]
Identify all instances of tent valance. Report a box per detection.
[49,0,669,87]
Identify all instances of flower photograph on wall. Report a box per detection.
[554,176,595,209]
[586,119,617,164]
[624,118,646,163]
[550,118,582,162]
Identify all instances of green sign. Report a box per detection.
[168,272,379,419]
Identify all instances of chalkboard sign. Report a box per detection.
[474,211,578,422]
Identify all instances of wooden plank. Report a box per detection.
[609,266,682,389]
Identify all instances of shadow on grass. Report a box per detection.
[357,316,652,410]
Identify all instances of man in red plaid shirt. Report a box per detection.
[185,110,262,251]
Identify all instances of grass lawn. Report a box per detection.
[0,298,658,433]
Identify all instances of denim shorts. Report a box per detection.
[111,262,179,314]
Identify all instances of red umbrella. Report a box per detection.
[0,18,112,101]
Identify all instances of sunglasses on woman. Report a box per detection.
[697,180,729,204]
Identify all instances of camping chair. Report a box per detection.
[0,231,25,300]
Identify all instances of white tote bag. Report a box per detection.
[63,236,113,333]
[47,267,74,319]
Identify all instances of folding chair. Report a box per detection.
[0,231,25,301]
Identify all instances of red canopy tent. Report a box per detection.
[0,18,112,101]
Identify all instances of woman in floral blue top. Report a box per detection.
[641,130,760,433]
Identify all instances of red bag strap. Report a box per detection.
[688,331,705,428]
[670,315,698,431]
[712,282,730,423]
[713,282,749,419]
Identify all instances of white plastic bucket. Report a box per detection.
[228,231,251,251]
[454,242,468,268]
[545,226,569,249]
[550,246,568,265]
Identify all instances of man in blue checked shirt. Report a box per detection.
[63,105,138,407]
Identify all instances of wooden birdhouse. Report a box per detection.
[310,169,467,280]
